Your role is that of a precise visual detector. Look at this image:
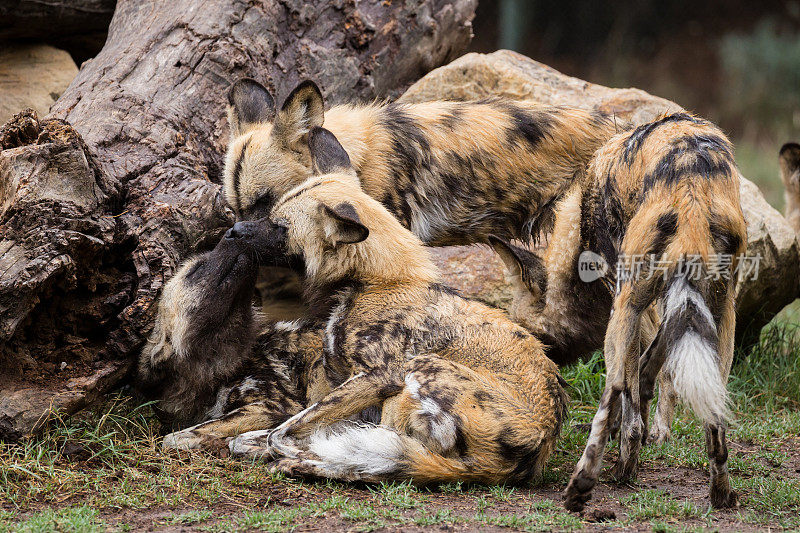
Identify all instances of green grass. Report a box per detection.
[0,506,105,533]
[622,489,705,521]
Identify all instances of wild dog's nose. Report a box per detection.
[226,221,254,240]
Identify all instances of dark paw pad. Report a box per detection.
[711,488,739,509]
[611,459,638,482]
[563,476,595,512]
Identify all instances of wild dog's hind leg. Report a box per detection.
[707,294,738,508]
[565,292,642,512]
[648,370,677,444]
[230,370,403,460]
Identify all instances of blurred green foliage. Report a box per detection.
[719,20,800,140]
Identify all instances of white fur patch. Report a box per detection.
[308,424,404,476]
[404,373,457,451]
[664,332,729,423]
[324,293,350,357]
[274,320,304,332]
[663,275,727,423]
[205,386,233,419]
[664,276,716,329]
[404,373,422,399]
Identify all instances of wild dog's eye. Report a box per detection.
[244,192,276,220]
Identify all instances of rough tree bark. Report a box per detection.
[0,0,476,440]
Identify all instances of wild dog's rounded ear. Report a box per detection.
[319,201,369,245]
[309,127,352,175]
[488,235,547,295]
[227,78,276,136]
[779,143,800,176]
[273,80,324,149]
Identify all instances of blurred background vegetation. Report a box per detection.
[470,0,800,210]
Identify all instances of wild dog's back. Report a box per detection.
[325,99,619,244]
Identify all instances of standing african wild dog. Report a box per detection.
[491,113,746,510]
[140,128,568,485]
[224,78,620,318]
[780,142,800,234]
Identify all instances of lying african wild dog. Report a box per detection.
[139,128,568,484]
[490,113,746,510]
[223,78,620,318]
[780,142,800,234]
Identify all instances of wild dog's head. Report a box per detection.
[226,126,436,288]
[780,143,800,197]
[488,236,548,329]
[224,78,329,221]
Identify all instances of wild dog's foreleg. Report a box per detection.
[707,294,738,508]
[163,400,298,451]
[564,293,641,512]
[230,371,403,460]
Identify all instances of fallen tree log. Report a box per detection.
[0,0,476,439]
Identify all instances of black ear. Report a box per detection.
[488,235,547,295]
[780,143,800,172]
[320,201,369,245]
[309,127,352,175]
[275,80,324,148]
[227,78,276,136]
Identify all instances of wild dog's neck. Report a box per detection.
[302,231,439,311]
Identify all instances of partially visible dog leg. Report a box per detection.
[163,400,297,451]
[648,369,677,445]
[780,142,800,234]
[707,294,738,508]
[565,290,642,511]
[230,371,403,460]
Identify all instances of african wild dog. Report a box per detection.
[491,113,745,510]
[142,128,568,485]
[224,78,620,318]
[780,142,800,234]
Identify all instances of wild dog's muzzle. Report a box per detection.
[225,218,290,267]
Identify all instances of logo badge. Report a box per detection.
[578,251,608,283]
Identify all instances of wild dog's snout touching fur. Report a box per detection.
[490,113,745,510]
[141,127,568,486]
[780,142,800,234]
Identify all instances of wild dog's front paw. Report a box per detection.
[646,424,671,446]
[563,473,595,512]
[162,430,203,451]
[229,430,274,460]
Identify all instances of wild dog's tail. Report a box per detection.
[308,423,478,484]
[655,273,728,423]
